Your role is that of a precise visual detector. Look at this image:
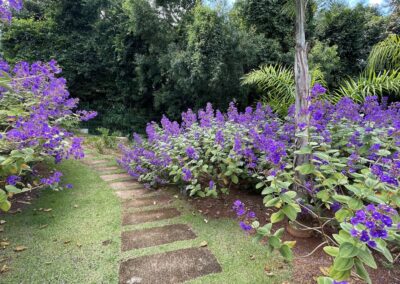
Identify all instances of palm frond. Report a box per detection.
[241,64,295,113]
[333,69,400,102]
[367,34,400,72]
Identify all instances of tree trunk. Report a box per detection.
[294,0,311,194]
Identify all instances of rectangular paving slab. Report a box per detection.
[100,173,133,182]
[96,166,121,172]
[115,190,155,200]
[123,195,172,209]
[82,159,108,166]
[119,247,221,284]
[121,224,197,251]
[122,208,180,226]
[110,181,143,190]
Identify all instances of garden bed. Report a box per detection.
[189,189,400,283]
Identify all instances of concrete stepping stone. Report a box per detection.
[115,190,155,200]
[119,247,221,284]
[96,166,121,173]
[100,173,133,182]
[121,224,196,251]
[123,195,172,209]
[122,208,180,226]
[82,159,108,166]
[110,181,143,191]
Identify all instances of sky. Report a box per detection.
[349,0,384,6]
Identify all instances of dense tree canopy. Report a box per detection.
[1,0,395,133]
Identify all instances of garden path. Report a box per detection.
[82,153,221,284]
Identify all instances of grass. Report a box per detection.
[0,153,292,284]
[0,160,121,283]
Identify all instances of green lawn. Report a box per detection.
[0,157,291,283]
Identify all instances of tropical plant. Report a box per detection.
[367,34,400,72]
[119,93,400,283]
[241,64,325,113]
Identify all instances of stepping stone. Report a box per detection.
[122,208,180,225]
[123,195,172,209]
[82,159,108,166]
[110,181,142,190]
[96,166,121,173]
[115,190,154,200]
[119,247,221,284]
[100,173,133,182]
[121,224,197,251]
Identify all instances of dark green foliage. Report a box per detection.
[316,4,388,80]
[1,0,394,132]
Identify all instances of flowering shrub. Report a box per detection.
[0,59,96,211]
[119,86,400,283]
[0,0,96,211]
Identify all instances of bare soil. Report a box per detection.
[188,188,400,284]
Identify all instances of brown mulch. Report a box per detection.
[188,188,400,284]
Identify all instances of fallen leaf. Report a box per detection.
[264,265,271,273]
[153,201,157,205]
[203,219,208,224]
[64,240,71,244]
[0,241,10,247]
[0,220,6,225]
[74,205,79,208]
[250,255,256,260]
[17,201,31,205]
[45,262,52,265]
[43,208,52,212]
[76,243,82,248]
[319,267,330,276]
[191,211,196,216]
[200,241,208,247]
[0,227,4,233]
[39,224,48,229]
[173,195,178,198]
[38,208,43,211]
[0,264,10,273]
[265,272,275,276]
[14,246,27,252]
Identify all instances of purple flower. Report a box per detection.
[209,180,215,190]
[6,175,20,186]
[186,147,198,160]
[182,168,192,182]
[239,221,252,231]
[65,184,73,189]
[41,171,63,186]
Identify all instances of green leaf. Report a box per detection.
[270,211,285,223]
[0,200,11,212]
[335,209,352,222]
[354,258,372,284]
[5,185,22,194]
[295,145,312,154]
[295,163,315,175]
[265,197,280,207]
[255,182,264,189]
[333,257,354,271]
[323,246,339,257]
[268,236,281,248]
[231,175,239,184]
[357,248,377,269]
[282,204,298,221]
[317,277,334,284]
[279,244,293,261]
[338,242,359,258]
[314,152,331,162]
